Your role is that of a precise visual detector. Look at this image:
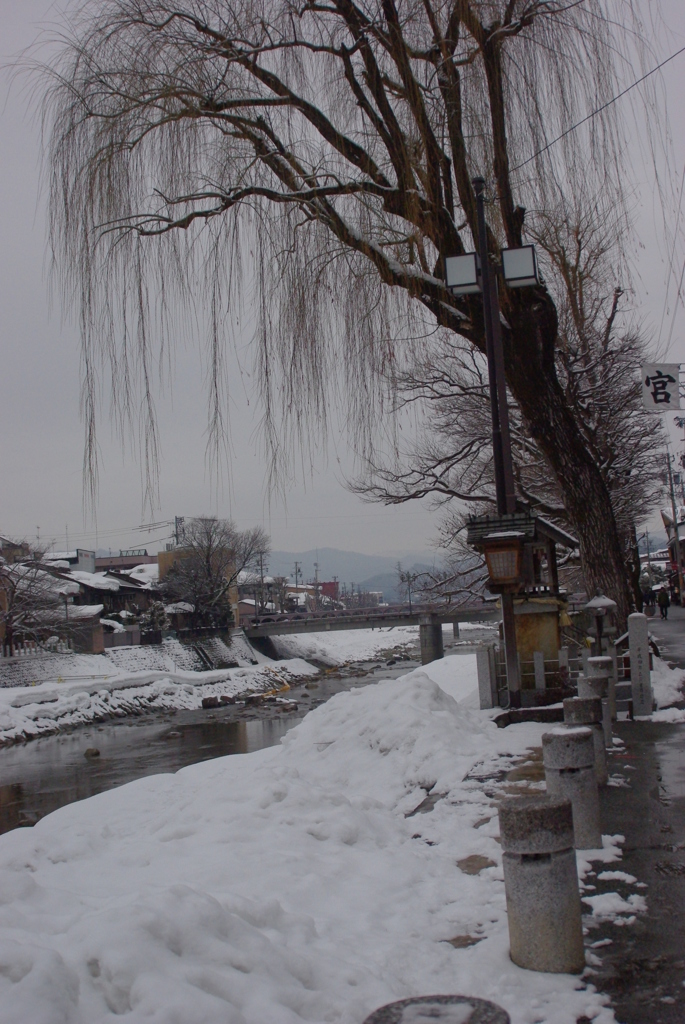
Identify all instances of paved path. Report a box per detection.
[646,603,685,670]
[593,721,685,1023]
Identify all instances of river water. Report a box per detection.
[0,654,424,836]
[0,630,494,836]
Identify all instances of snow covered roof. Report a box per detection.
[100,618,126,632]
[236,570,274,585]
[67,571,120,592]
[164,602,194,613]
[122,563,159,585]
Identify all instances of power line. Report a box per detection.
[512,44,685,173]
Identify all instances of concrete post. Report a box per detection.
[542,726,602,850]
[499,795,585,974]
[607,641,618,719]
[418,614,444,665]
[628,612,653,717]
[453,622,460,640]
[363,995,510,1023]
[533,650,546,690]
[563,697,608,786]
[558,646,569,680]
[476,645,496,709]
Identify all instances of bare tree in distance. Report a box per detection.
[358,210,666,606]
[159,517,269,630]
[271,575,290,613]
[0,551,80,654]
[38,0,676,624]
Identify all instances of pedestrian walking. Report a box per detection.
[658,587,670,620]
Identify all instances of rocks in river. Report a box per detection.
[219,695,236,704]
[84,748,100,758]
[386,659,397,666]
[244,694,264,706]
[201,696,220,709]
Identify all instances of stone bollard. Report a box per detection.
[563,697,608,786]
[363,995,510,1023]
[578,656,613,745]
[542,726,602,850]
[628,612,653,717]
[499,795,585,974]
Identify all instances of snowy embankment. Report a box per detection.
[270,622,489,666]
[0,660,317,747]
[0,656,632,1024]
[270,624,421,665]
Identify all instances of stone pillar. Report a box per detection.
[563,697,608,786]
[533,650,546,690]
[542,726,602,850]
[418,614,444,665]
[499,795,585,974]
[476,645,497,709]
[629,612,653,717]
[578,656,613,744]
[453,622,460,640]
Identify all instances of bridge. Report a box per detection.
[242,603,501,664]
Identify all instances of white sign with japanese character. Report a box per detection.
[642,363,681,411]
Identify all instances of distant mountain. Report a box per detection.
[267,547,440,589]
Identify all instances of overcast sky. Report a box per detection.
[2,1,685,561]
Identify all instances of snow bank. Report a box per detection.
[0,660,317,746]
[0,668,619,1024]
[271,625,421,665]
[650,656,685,710]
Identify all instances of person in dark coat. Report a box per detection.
[658,587,670,619]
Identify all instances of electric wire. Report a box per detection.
[512,44,685,173]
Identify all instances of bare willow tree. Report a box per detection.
[357,205,667,604]
[40,0,671,623]
[159,515,269,628]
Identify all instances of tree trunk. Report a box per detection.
[506,351,633,628]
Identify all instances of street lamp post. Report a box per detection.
[472,177,521,706]
[444,178,543,708]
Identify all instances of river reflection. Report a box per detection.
[0,712,297,835]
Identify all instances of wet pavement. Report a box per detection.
[645,603,685,669]
[582,604,685,1022]
[591,721,685,1023]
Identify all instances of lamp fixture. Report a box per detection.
[501,245,540,288]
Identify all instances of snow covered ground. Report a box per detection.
[0,653,640,1024]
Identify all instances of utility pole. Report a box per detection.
[313,561,320,609]
[473,176,521,705]
[666,450,685,605]
[258,551,267,612]
[174,516,185,548]
[293,561,301,590]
